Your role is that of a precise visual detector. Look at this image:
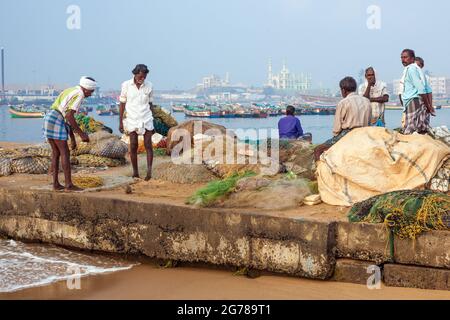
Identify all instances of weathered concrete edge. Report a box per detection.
[336,221,450,269]
[0,188,336,280]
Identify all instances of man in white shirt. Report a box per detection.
[358,67,389,126]
[119,64,154,181]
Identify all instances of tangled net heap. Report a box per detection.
[151,105,178,136]
[0,145,52,176]
[186,171,256,207]
[348,190,450,240]
[72,175,104,189]
[75,114,113,134]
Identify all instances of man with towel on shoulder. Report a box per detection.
[43,76,96,191]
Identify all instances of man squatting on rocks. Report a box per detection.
[119,64,155,181]
[42,76,96,191]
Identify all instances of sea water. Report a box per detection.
[0,239,137,293]
[1,106,449,144]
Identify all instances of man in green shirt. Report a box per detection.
[43,76,96,191]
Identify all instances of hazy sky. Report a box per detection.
[1,0,450,90]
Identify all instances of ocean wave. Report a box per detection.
[0,240,138,293]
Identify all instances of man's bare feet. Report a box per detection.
[53,184,65,191]
[65,185,84,192]
[144,173,152,181]
[132,172,140,179]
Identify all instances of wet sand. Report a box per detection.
[2,263,450,300]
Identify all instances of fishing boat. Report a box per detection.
[250,108,268,118]
[96,105,112,116]
[171,104,187,113]
[234,108,253,118]
[110,104,120,115]
[184,106,210,118]
[78,106,90,115]
[9,105,46,118]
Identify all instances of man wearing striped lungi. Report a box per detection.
[43,77,96,191]
[400,49,434,135]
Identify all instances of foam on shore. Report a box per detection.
[0,240,137,293]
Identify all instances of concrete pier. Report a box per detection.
[0,185,449,291]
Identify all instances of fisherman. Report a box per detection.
[43,76,96,191]
[119,64,154,181]
[415,56,435,116]
[314,77,371,160]
[358,67,389,127]
[278,105,311,141]
[400,49,434,134]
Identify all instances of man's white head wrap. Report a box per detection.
[79,76,97,91]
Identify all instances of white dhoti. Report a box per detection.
[123,117,154,135]
[119,78,155,135]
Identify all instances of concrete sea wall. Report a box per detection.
[0,188,449,291]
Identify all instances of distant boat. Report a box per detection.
[96,105,112,116]
[184,105,210,118]
[9,105,46,118]
[110,104,119,115]
[172,104,187,113]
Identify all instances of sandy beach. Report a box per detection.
[2,262,450,300]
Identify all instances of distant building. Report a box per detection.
[199,73,230,90]
[393,75,450,97]
[428,76,447,96]
[266,60,311,92]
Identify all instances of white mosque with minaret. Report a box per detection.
[266,59,311,91]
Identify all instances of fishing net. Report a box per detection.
[428,125,450,147]
[0,149,21,159]
[207,163,263,179]
[279,139,316,180]
[429,159,450,193]
[186,171,255,207]
[71,142,91,156]
[199,136,279,178]
[166,120,232,153]
[151,105,178,136]
[11,156,50,174]
[75,154,126,168]
[75,114,112,134]
[72,175,104,189]
[348,190,450,240]
[152,162,217,184]
[90,138,128,159]
[21,145,52,158]
[153,118,170,137]
[0,158,13,176]
[222,177,313,210]
[75,131,128,159]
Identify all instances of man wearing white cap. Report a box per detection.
[119,64,154,181]
[43,76,96,191]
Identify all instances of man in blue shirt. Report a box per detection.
[278,106,304,139]
[400,49,433,134]
[415,57,435,116]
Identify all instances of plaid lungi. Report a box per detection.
[403,98,430,135]
[42,109,70,141]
